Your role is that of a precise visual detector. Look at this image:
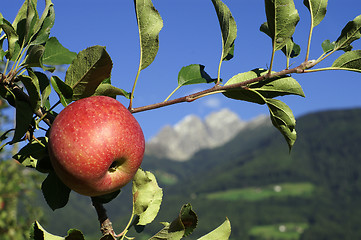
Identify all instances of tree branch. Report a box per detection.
[130,61,313,114]
[92,198,116,238]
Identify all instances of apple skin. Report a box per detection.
[48,96,145,196]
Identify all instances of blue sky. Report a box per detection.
[2,1,361,140]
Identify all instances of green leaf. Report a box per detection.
[335,14,361,51]
[134,0,163,70]
[0,14,20,60]
[12,99,34,143]
[321,39,335,53]
[303,0,328,27]
[211,0,237,61]
[332,50,361,72]
[24,44,56,72]
[64,229,85,240]
[179,204,198,237]
[149,204,198,239]
[65,46,112,100]
[266,98,297,150]
[41,171,71,210]
[178,64,214,87]
[13,137,51,173]
[18,73,41,112]
[198,218,231,240]
[43,37,77,65]
[132,168,163,226]
[30,0,55,45]
[30,221,64,240]
[223,68,304,103]
[36,71,52,109]
[94,83,130,99]
[51,76,73,107]
[264,0,300,51]
[260,22,300,58]
[91,190,121,204]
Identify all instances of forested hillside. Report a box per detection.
[38,108,361,240]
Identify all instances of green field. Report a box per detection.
[249,223,309,240]
[206,182,315,201]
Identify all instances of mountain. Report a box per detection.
[33,108,361,240]
[145,108,269,161]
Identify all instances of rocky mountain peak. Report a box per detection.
[146,109,268,161]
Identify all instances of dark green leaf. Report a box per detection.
[335,15,361,51]
[91,190,121,204]
[198,218,231,240]
[264,0,300,51]
[24,44,55,72]
[41,171,71,210]
[321,39,335,53]
[65,46,112,100]
[13,137,51,173]
[12,99,33,143]
[179,204,197,237]
[266,98,297,150]
[94,83,130,99]
[332,50,361,72]
[0,14,20,60]
[134,0,163,70]
[43,37,77,65]
[149,204,198,239]
[303,0,328,27]
[178,64,214,87]
[51,76,73,107]
[18,74,41,112]
[211,0,237,61]
[132,168,163,225]
[282,38,301,58]
[65,229,85,240]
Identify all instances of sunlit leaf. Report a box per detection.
[31,0,55,45]
[332,50,361,72]
[65,46,112,100]
[198,218,231,240]
[303,0,328,27]
[94,84,130,99]
[132,168,163,225]
[260,22,300,58]
[43,37,77,66]
[321,39,335,53]
[134,0,163,70]
[211,0,237,61]
[64,229,85,240]
[178,64,214,87]
[335,14,361,51]
[266,98,297,150]
[264,0,300,51]
[30,221,64,240]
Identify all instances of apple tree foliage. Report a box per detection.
[1,0,361,239]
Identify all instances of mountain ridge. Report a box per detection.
[145,108,269,161]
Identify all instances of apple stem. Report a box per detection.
[92,198,117,238]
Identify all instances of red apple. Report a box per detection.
[48,96,145,196]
